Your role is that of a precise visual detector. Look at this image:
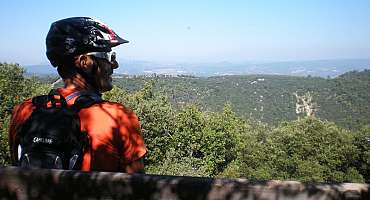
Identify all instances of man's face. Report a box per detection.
[92,56,118,93]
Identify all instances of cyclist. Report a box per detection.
[9,17,147,172]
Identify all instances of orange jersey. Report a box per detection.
[8,88,147,172]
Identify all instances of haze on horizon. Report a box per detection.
[1,0,370,66]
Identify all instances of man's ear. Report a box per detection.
[75,55,88,68]
[75,55,94,72]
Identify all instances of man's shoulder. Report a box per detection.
[13,98,34,114]
[80,100,141,129]
[85,100,137,117]
[94,100,131,110]
[10,98,35,128]
[16,98,33,106]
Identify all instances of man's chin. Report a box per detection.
[99,84,113,93]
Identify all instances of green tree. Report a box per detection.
[160,103,250,177]
[0,63,49,166]
[352,124,370,182]
[236,118,364,182]
[203,103,250,175]
[104,81,176,166]
[146,148,209,177]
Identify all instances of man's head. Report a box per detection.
[46,17,128,92]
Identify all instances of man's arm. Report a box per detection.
[116,106,147,173]
[8,105,21,165]
[8,101,34,165]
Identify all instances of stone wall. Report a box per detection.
[0,167,369,200]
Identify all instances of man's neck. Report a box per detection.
[63,74,95,91]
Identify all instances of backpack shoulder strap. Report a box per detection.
[32,89,68,108]
[65,91,103,111]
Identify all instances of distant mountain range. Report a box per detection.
[24,59,370,77]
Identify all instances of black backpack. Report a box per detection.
[17,90,101,170]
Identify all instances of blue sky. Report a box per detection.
[1,0,370,65]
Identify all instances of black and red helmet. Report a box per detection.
[46,17,128,67]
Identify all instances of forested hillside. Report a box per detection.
[113,70,370,130]
[1,63,369,183]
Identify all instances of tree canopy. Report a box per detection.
[0,63,369,183]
